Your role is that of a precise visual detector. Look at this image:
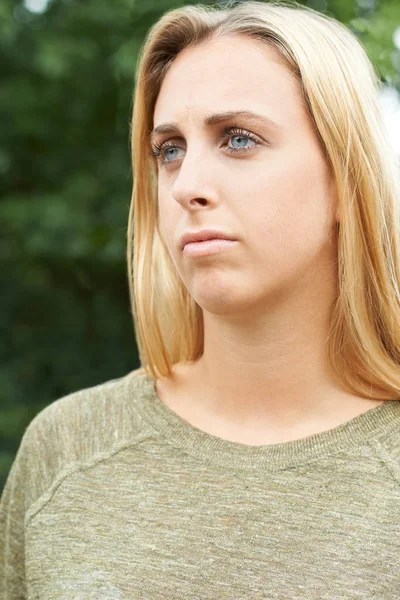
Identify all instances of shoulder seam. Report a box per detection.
[24,430,159,529]
[368,438,400,487]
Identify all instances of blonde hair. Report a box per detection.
[127,0,400,401]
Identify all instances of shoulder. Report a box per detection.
[367,400,400,485]
[10,367,154,513]
[25,366,149,444]
[30,365,148,427]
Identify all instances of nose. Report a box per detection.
[171,147,218,210]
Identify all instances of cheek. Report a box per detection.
[235,153,334,262]
[157,192,179,251]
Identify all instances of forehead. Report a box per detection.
[153,34,305,128]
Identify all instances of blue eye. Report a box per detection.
[163,146,185,162]
[231,135,250,148]
[150,126,262,166]
[227,133,258,152]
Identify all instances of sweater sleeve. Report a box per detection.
[0,425,33,600]
[0,382,123,599]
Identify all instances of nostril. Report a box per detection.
[191,198,207,206]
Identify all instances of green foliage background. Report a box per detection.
[1,0,400,490]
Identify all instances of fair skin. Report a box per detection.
[151,34,385,445]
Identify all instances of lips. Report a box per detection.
[182,238,238,258]
[179,229,236,250]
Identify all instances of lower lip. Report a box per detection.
[183,239,237,257]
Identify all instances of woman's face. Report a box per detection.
[152,34,339,316]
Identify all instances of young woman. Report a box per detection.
[2,1,400,597]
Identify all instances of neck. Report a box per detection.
[178,272,383,434]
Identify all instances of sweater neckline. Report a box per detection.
[135,371,400,471]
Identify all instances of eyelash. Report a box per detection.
[150,127,262,165]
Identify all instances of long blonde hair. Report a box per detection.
[127,0,400,401]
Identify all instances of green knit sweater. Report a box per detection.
[1,367,400,599]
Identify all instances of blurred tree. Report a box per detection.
[1,0,399,490]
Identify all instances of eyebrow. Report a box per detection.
[150,110,282,143]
